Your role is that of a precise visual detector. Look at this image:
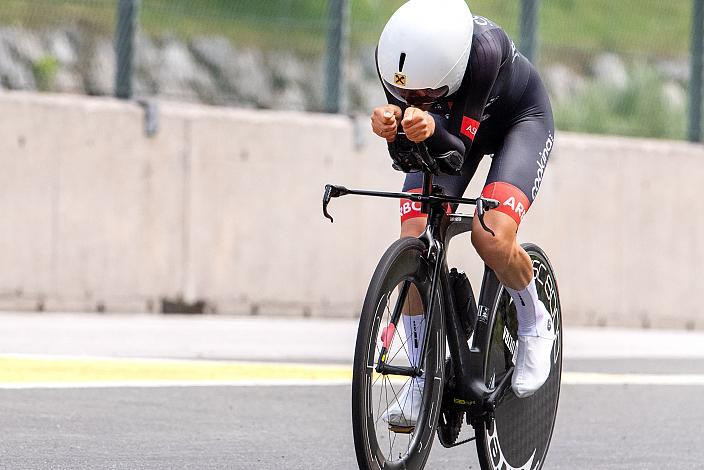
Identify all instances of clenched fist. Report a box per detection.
[402,107,435,143]
[371,104,403,142]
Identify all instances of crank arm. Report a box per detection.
[485,367,514,411]
[444,435,477,448]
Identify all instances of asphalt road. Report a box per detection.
[2,359,704,469]
[3,313,704,469]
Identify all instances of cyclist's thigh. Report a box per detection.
[484,78,555,224]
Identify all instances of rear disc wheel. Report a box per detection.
[475,243,563,470]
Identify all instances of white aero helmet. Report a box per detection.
[377,0,474,106]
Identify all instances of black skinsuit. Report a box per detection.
[378,15,555,216]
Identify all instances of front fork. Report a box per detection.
[374,222,443,380]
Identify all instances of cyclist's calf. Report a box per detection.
[471,214,513,268]
[400,217,426,238]
[400,217,427,315]
[471,211,532,290]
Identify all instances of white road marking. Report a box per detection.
[562,372,704,386]
[3,372,704,390]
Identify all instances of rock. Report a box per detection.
[543,64,586,103]
[662,81,686,111]
[84,39,115,96]
[155,39,218,103]
[134,34,160,95]
[350,77,386,115]
[156,39,199,101]
[190,36,234,72]
[271,82,307,111]
[133,75,156,98]
[346,59,367,113]
[135,34,160,71]
[39,29,82,93]
[269,51,307,88]
[189,35,244,104]
[1,27,46,65]
[301,58,325,111]
[231,48,272,107]
[53,68,83,93]
[591,52,629,90]
[0,35,35,89]
[656,59,689,84]
[270,52,328,111]
[354,47,379,78]
[43,29,78,67]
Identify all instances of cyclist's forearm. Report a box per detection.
[425,113,466,156]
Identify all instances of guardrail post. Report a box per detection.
[689,0,704,142]
[519,0,539,63]
[325,0,350,113]
[115,0,140,99]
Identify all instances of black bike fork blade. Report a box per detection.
[375,280,411,373]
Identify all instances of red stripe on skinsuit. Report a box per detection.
[481,182,531,226]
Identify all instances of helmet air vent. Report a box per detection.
[399,52,407,72]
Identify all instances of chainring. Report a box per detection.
[437,358,464,448]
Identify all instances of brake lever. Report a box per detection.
[322,184,349,223]
[476,198,498,237]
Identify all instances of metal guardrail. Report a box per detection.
[1,0,701,140]
[115,0,138,100]
[689,0,703,142]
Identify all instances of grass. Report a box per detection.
[0,1,115,34]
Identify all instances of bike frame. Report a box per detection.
[323,171,515,426]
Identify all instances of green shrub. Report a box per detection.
[554,64,686,140]
[32,56,59,92]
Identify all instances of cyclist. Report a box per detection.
[372,0,556,428]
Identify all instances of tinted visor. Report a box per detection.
[383,79,449,106]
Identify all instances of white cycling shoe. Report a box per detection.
[381,379,424,430]
[512,302,556,398]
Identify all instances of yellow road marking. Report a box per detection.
[3,356,704,388]
[0,356,351,384]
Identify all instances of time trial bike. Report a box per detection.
[322,135,562,470]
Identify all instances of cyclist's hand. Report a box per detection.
[371,104,402,142]
[402,107,436,143]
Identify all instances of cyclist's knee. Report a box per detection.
[401,216,426,238]
[471,212,517,268]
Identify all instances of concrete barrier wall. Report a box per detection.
[0,91,702,328]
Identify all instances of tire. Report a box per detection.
[475,243,563,470]
[352,237,446,470]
